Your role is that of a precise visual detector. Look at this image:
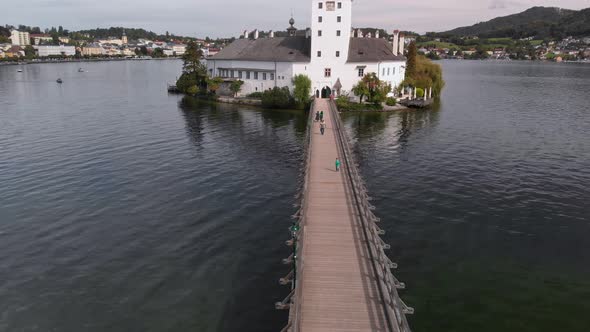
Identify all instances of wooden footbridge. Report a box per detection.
[276,99,413,332]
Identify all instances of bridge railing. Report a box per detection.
[328,100,414,332]
[277,99,316,332]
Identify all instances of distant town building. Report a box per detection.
[122,31,128,45]
[30,34,53,45]
[34,45,76,57]
[171,44,187,55]
[82,43,105,56]
[98,38,124,46]
[5,45,25,57]
[58,36,70,44]
[10,30,31,46]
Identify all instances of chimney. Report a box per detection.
[399,33,406,55]
[269,30,274,38]
[376,30,380,39]
[253,29,259,40]
[243,30,248,39]
[392,30,400,55]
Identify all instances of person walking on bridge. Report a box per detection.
[320,119,326,135]
[315,111,320,122]
[320,111,324,121]
[335,158,341,172]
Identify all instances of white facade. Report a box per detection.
[207,59,301,96]
[207,0,406,97]
[172,44,186,55]
[11,30,30,46]
[34,45,76,57]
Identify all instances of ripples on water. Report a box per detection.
[0,61,302,331]
[342,61,590,332]
[1,60,589,332]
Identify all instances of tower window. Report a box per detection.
[325,68,331,77]
[358,68,364,77]
[336,51,340,57]
[254,72,259,80]
[246,71,251,79]
[338,2,342,9]
[337,16,341,23]
[336,30,341,36]
[270,73,275,80]
[317,51,322,57]
[318,2,323,9]
[318,30,322,37]
[318,16,322,23]
[387,68,390,75]
[383,68,386,76]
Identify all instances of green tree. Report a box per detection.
[405,41,417,79]
[353,73,390,104]
[402,55,445,97]
[24,45,36,59]
[181,41,207,89]
[230,80,244,97]
[152,48,165,58]
[292,74,312,108]
[352,80,369,103]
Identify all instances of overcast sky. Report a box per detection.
[2,0,589,38]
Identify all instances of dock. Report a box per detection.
[277,99,413,332]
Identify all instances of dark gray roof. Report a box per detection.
[210,37,405,63]
[347,38,406,63]
[210,37,310,62]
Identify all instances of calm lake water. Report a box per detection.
[1,60,589,332]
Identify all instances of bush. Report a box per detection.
[261,87,295,109]
[336,95,383,111]
[247,92,263,99]
[416,88,425,98]
[186,85,199,95]
[176,72,197,93]
[385,98,397,106]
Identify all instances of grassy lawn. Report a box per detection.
[530,40,544,46]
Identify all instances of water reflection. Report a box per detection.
[343,108,440,153]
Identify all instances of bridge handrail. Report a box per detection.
[328,100,413,332]
[279,99,316,332]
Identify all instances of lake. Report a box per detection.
[1,59,589,332]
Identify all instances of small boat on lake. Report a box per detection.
[56,78,63,84]
[78,68,84,72]
[17,69,23,72]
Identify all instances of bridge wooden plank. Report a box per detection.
[298,99,388,332]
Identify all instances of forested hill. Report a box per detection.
[75,27,161,40]
[439,6,590,39]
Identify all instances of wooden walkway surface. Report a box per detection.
[297,99,388,331]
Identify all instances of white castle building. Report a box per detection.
[207,0,406,98]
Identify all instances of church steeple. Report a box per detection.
[287,15,297,37]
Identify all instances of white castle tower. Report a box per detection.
[310,0,352,68]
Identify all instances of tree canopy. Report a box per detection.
[352,73,391,104]
[292,74,312,109]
